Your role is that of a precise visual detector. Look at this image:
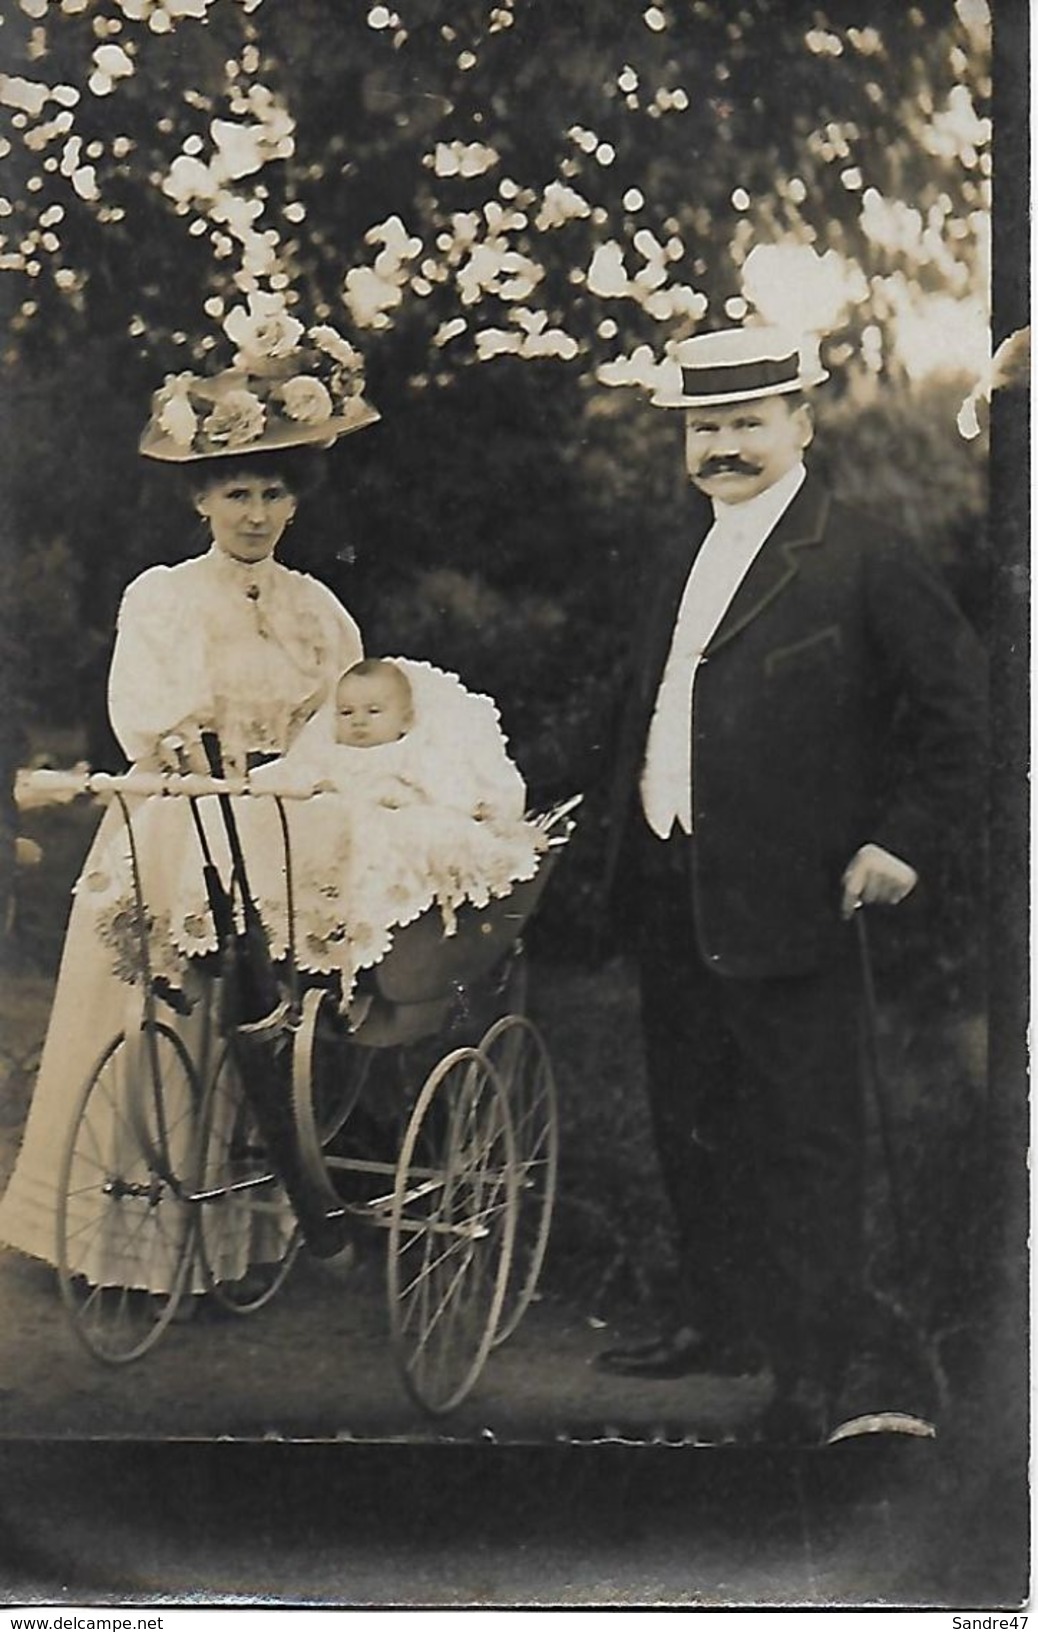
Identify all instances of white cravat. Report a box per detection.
[640,462,806,838]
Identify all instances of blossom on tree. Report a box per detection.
[223,291,305,363]
[0,0,991,402]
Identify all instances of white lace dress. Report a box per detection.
[0,548,362,1285]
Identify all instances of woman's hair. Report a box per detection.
[160,445,328,506]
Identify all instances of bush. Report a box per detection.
[0,537,84,726]
[813,373,991,632]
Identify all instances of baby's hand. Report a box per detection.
[378,775,424,810]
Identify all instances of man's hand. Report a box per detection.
[840,843,919,919]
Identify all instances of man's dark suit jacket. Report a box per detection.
[603,471,988,979]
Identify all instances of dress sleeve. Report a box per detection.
[107,567,210,764]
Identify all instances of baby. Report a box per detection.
[322,659,427,811]
[334,658,414,750]
[257,655,543,989]
[317,657,525,823]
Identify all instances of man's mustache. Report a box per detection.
[696,456,762,478]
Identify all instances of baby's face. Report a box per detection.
[335,673,411,747]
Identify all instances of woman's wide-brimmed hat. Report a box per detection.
[140,332,380,462]
[651,326,828,409]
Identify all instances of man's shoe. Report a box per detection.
[827,1410,937,1444]
[595,1325,760,1379]
[826,1351,939,1444]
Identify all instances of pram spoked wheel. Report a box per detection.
[194,1041,301,1313]
[291,986,373,1200]
[56,1024,199,1364]
[387,1046,518,1415]
[478,1015,558,1345]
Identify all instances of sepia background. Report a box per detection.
[0,0,1026,1605]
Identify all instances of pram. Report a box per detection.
[27,755,577,1415]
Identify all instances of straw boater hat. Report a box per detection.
[140,331,380,462]
[651,326,828,410]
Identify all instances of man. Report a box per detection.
[594,328,987,1443]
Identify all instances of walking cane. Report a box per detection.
[853,907,949,1414]
[854,908,911,1280]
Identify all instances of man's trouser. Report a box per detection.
[633,826,865,1395]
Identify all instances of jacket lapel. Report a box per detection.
[706,475,830,656]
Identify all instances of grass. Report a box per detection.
[529,957,677,1316]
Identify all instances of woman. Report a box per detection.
[0,342,378,1296]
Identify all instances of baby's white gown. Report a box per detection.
[0,549,362,1287]
[255,659,543,986]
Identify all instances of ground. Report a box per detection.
[0,1238,773,1445]
[0,1226,1028,1608]
[0,931,765,1447]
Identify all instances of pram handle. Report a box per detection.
[15,767,326,806]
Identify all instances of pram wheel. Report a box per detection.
[387,1047,517,1415]
[291,987,374,1203]
[194,1041,301,1313]
[56,1025,199,1364]
[479,1015,559,1344]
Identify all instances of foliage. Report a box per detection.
[0,536,85,724]
[0,2,992,797]
[813,373,991,626]
[1,0,990,386]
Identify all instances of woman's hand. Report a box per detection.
[155,727,208,775]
